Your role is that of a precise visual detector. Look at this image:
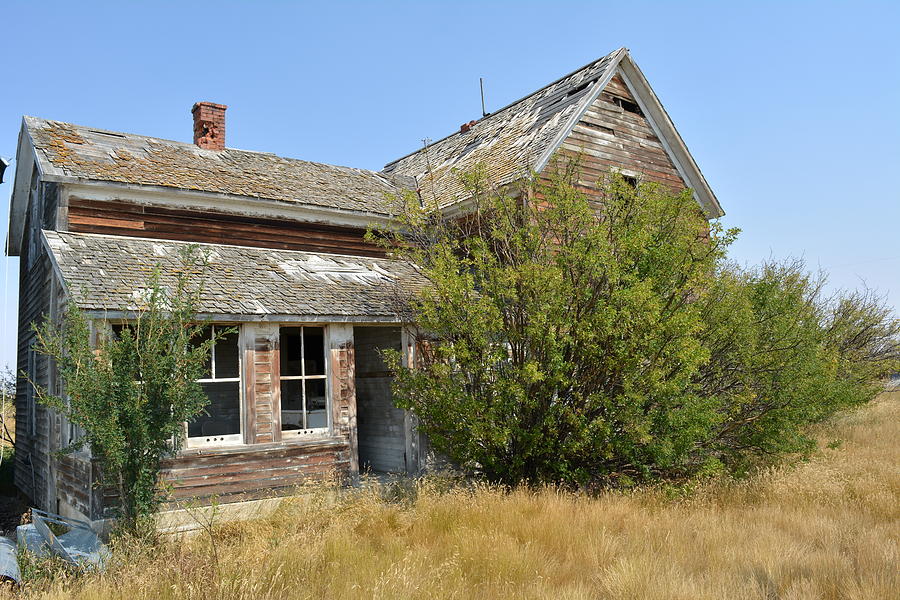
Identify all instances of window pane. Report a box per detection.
[214,328,240,378]
[306,378,327,429]
[303,327,326,375]
[190,326,213,379]
[280,379,303,430]
[188,381,240,438]
[280,327,303,377]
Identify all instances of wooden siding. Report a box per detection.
[66,197,385,257]
[247,324,280,444]
[554,74,686,194]
[14,181,58,510]
[56,454,92,518]
[160,440,350,504]
[355,326,406,473]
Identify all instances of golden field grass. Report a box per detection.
[10,392,900,599]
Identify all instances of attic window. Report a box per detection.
[612,96,643,116]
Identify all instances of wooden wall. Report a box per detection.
[158,440,350,507]
[66,197,385,257]
[83,323,361,518]
[554,73,686,196]
[355,326,406,473]
[14,180,58,511]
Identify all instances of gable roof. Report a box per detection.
[383,48,723,218]
[43,230,426,321]
[24,116,409,215]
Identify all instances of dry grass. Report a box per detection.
[11,393,899,599]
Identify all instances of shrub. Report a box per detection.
[375,163,900,487]
[32,246,219,534]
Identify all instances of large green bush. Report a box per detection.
[375,163,900,487]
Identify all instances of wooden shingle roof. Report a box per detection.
[382,48,722,218]
[43,230,426,321]
[382,49,623,208]
[25,116,409,216]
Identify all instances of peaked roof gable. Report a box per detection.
[383,48,723,218]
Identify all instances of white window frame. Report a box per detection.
[186,324,244,448]
[279,325,330,439]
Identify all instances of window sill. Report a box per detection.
[177,436,348,457]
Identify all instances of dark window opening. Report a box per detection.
[280,326,328,434]
[188,325,242,443]
[616,97,643,116]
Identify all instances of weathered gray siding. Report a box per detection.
[354,326,406,473]
[14,180,59,510]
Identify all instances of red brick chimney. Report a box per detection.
[191,102,227,150]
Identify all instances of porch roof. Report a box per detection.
[42,230,426,322]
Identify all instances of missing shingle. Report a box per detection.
[89,130,126,138]
[566,78,599,99]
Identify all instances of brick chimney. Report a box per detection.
[191,102,227,150]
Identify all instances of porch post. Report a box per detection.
[328,324,358,481]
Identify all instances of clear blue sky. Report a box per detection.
[1,1,898,371]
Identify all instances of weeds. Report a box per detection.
[6,392,899,599]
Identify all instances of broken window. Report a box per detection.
[279,326,328,436]
[187,325,242,446]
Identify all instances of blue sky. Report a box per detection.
[1,0,898,371]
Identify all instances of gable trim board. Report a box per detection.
[615,57,722,218]
[533,51,722,218]
[532,48,626,176]
[383,48,723,220]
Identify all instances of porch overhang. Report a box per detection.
[42,230,426,322]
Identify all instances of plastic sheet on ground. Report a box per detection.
[17,509,109,570]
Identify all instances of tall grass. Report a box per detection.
[10,393,899,599]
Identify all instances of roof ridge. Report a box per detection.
[24,115,389,178]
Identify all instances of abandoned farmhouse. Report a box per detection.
[7,48,723,523]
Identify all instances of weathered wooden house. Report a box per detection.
[7,48,723,523]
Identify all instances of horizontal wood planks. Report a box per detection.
[160,440,350,503]
[551,74,686,194]
[56,454,92,516]
[66,198,386,257]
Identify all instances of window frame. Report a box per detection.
[278,325,331,439]
[185,324,245,449]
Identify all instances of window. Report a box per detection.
[187,325,242,447]
[108,323,244,448]
[279,326,328,436]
